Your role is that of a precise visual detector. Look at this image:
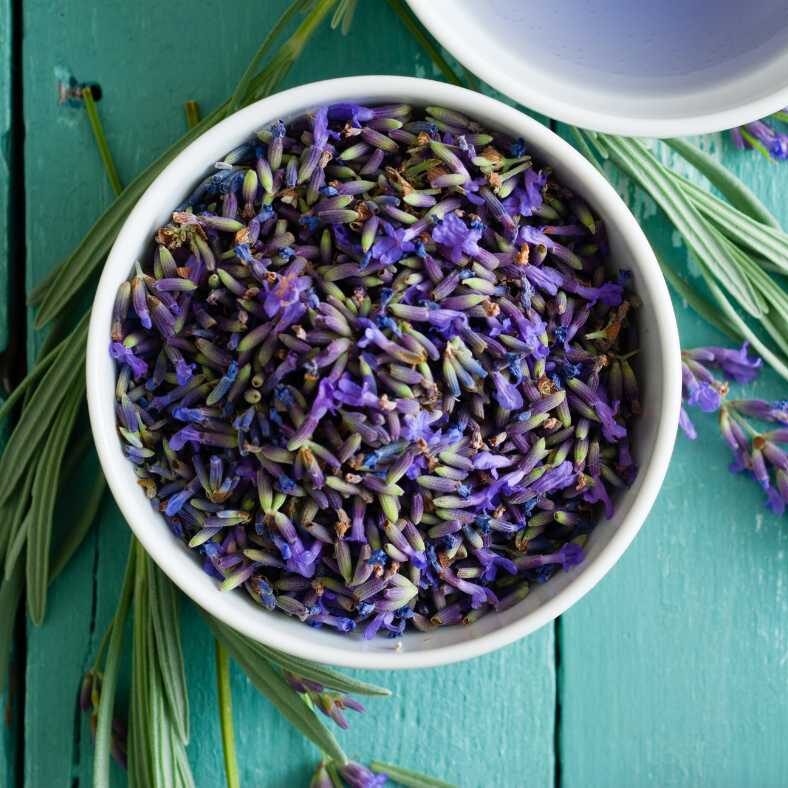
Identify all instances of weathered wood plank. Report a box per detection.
[1,0,16,782]
[22,2,557,786]
[557,131,788,787]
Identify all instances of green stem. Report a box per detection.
[370,761,456,788]
[739,128,772,161]
[383,0,465,86]
[93,542,136,788]
[727,405,759,439]
[664,137,780,229]
[184,100,201,130]
[216,639,240,788]
[82,86,124,196]
[89,614,113,676]
[228,0,330,113]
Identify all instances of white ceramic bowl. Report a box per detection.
[87,76,681,669]
[407,0,788,137]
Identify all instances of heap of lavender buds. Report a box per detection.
[111,103,639,638]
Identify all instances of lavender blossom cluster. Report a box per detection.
[681,343,788,514]
[111,103,639,638]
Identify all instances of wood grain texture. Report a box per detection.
[556,131,788,788]
[0,0,10,356]
[1,0,15,782]
[21,2,556,786]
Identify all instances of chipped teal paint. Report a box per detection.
[11,2,788,786]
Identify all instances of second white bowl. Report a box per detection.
[407,0,788,137]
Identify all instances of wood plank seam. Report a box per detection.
[3,0,26,784]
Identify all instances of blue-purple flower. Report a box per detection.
[431,211,483,262]
[679,343,787,515]
[730,114,788,160]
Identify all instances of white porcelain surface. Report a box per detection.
[407,0,788,137]
[87,76,681,669]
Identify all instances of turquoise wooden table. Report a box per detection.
[2,2,787,786]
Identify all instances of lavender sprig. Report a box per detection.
[679,342,788,515]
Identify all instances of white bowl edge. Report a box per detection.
[87,76,682,669]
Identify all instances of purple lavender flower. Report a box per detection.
[340,762,387,788]
[110,342,148,379]
[730,115,788,160]
[371,220,415,264]
[431,211,483,262]
[679,407,697,440]
[680,343,787,515]
[262,269,311,318]
[684,343,761,384]
[502,168,547,217]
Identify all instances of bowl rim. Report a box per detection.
[405,0,788,137]
[87,75,681,669]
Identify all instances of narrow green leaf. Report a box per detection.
[242,637,391,697]
[227,0,315,112]
[49,471,106,585]
[0,314,88,503]
[758,311,788,360]
[83,85,123,197]
[0,561,23,695]
[600,135,766,317]
[0,499,12,564]
[93,543,136,788]
[148,561,190,743]
[129,545,154,788]
[658,263,740,340]
[175,745,196,788]
[0,338,62,425]
[371,761,456,788]
[4,511,30,582]
[26,386,83,625]
[32,103,227,324]
[128,546,194,788]
[215,640,241,788]
[2,448,34,579]
[384,0,465,86]
[664,137,781,229]
[568,126,605,173]
[668,172,788,274]
[210,620,347,764]
[740,128,772,160]
[716,234,788,318]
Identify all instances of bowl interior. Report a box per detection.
[408,0,788,135]
[88,77,680,669]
